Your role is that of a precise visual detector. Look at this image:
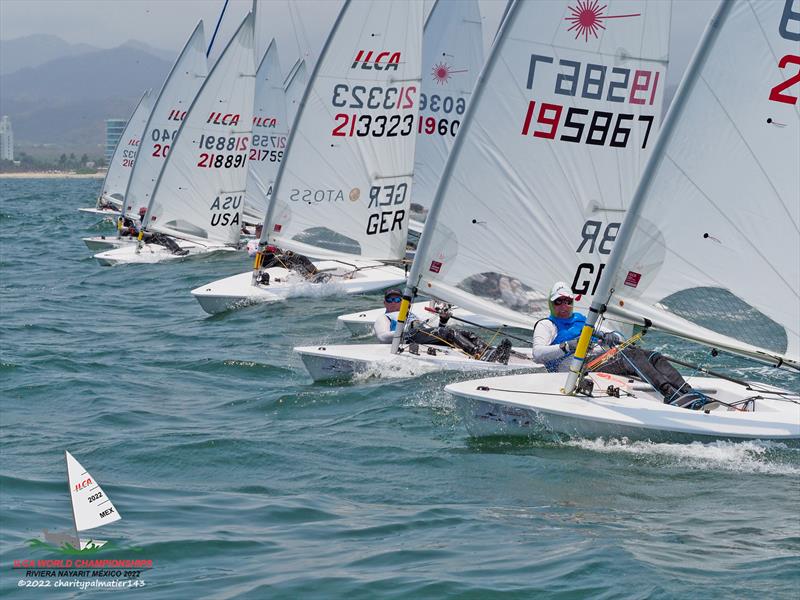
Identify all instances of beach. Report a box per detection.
[0,171,105,179]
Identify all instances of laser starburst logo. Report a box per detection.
[432,62,452,85]
[565,0,641,42]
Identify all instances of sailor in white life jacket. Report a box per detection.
[533,282,703,407]
[374,289,513,363]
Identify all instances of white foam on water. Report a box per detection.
[352,355,442,382]
[564,438,800,475]
[281,274,349,299]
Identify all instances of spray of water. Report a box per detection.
[565,438,799,475]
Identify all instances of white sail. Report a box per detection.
[123,22,208,219]
[408,0,671,327]
[601,0,800,367]
[65,451,121,533]
[253,0,327,73]
[260,0,424,261]
[144,14,256,246]
[99,90,152,207]
[244,39,289,222]
[411,0,484,222]
[284,58,308,127]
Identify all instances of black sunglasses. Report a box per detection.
[384,296,402,302]
[553,298,573,306]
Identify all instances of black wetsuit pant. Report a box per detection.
[595,346,689,402]
[142,232,185,255]
[261,253,318,277]
[406,326,490,357]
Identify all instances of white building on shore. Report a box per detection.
[0,116,13,161]
[105,118,125,163]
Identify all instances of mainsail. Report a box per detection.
[244,39,289,222]
[98,90,152,208]
[122,22,208,219]
[143,14,256,246]
[587,0,799,369]
[65,451,121,546]
[405,0,671,328]
[284,58,308,127]
[259,0,424,261]
[411,0,484,223]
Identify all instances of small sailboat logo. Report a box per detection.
[565,0,641,42]
[43,451,122,551]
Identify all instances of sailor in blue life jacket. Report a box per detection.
[373,289,513,363]
[532,282,702,407]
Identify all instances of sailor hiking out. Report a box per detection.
[375,289,513,364]
[533,282,707,409]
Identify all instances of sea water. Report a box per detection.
[1,179,798,599]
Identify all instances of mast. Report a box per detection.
[390,0,520,353]
[562,0,733,394]
[207,0,230,58]
[257,0,352,246]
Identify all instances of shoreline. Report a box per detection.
[0,171,105,179]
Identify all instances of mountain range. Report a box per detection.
[0,35,174,149]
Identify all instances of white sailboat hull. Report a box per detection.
[191,261,406,314]
[446,372,800,443]
[338,303,513,337]
[294,342,539,382]
[83,235,139,253]
[94,240,237,266]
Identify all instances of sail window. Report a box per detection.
[659,287,788,354]
[458,271,547,316]
[292,227,361,255]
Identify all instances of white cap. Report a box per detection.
[549,281,574,302]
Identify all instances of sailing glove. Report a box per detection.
[601,332,623,347]
[559,339,579,354]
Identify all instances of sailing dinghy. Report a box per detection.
[78,90,152,218]
[190,0,422,313]
[94,14,255,266]
[84,22,209,253]
[296,0,671,381]
[43,451,122,551]
[447,0,800,443]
